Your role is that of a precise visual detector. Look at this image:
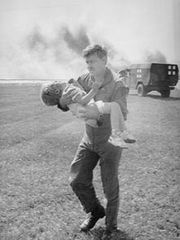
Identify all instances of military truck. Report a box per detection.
[126,63,179,97]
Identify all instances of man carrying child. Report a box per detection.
[41,44,135,239]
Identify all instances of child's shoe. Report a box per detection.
[122,130,136,143]
[110,130,128,149]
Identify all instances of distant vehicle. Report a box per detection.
[125,63,179,97]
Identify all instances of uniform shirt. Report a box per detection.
[77,67,128,145]
[77,68,127,120]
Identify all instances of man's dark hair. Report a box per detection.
[83,44,107,59]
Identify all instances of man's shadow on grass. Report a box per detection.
[85,227,134,240]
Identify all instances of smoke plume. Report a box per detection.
[24,25,130,78]
[62,26,90,55]
[1,24,131,79]
[143,50,167,63]
[26,26,48,51]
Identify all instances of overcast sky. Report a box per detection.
[0,0,179,79]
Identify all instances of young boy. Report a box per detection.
[41,79,135,148]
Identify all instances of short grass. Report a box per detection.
[0,84,180,240]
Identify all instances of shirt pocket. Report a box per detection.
[95,85,114,102]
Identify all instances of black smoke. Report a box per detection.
[26,25,90,59]
[26,26,48,51]
[24,25,130,77]
[62,26,90,55]
[143,50,167,63]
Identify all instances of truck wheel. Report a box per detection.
[160,89,170,98]
[137,84,146,96]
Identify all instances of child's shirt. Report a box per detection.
[64,82,97,127]
[63,81,86,105]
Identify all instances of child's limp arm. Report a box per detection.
[76,88,97,105]
[72,82,100,105]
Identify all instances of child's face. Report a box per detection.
[41,82,67,106]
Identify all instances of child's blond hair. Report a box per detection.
[40,82,63,106]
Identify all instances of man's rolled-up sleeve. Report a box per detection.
[111,80,128,120]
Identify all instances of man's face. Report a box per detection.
[85,53,106,76]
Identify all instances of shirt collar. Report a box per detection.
[90,67,114,88]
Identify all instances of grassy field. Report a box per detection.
[0,84,180,240]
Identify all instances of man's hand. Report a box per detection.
[78,105,100,120]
